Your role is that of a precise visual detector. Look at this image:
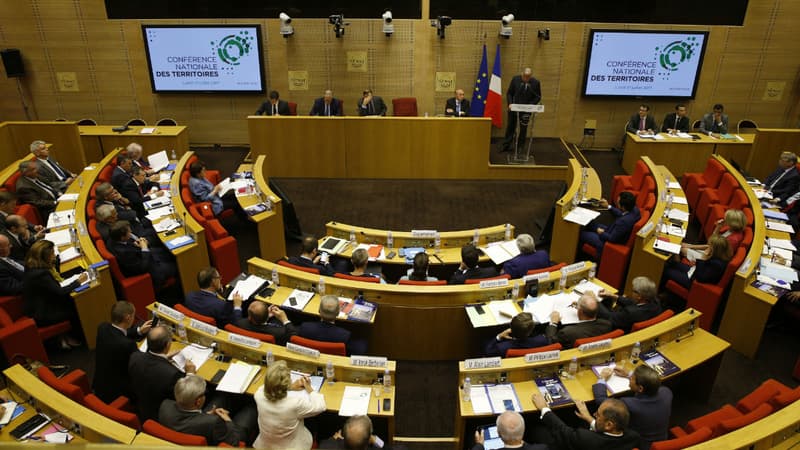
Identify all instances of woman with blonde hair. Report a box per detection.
[252,360,326,449]
[681,209,746,262]
[664,234,730,291]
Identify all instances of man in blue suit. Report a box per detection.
[299,295,365,354]
[184,267,244,328]
[580,191,640,259]
[309,90,342,116]
[765,151,800,207]
[501,233,550,279]
[485,312,549,357]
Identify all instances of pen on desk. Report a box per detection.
[431,253,444,264]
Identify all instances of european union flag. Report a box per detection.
[469,44,489,118]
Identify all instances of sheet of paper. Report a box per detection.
[338,386,372,416]
[652,134,666,140]
[216,177,234,196]
[660,223,687,238]
[216,361,260,394]
[676,132,692,139]
[572,279,607,297]
[58,246,81,263]
[487,300,518,325]
[148,150,170,172]
[481,242,514,265]
[765,248,793,266]
[145,205,174,220]
[759,259,799,282]
[653,240,681,255]
[766,221,795,233]
[465,305,496,327]
[229,275,268,300]
[523,294,556,324]
[764,209,789,221]
[144,195,172,210]
[47,210,76,228]
[487,384,521,413]
[283,289,315,311]
[769,238,797,251]
[139,127,156,134]
[0,401,18,425]
[290,371,324,392]
[552,292,581,325]
[172,344,214,371]
[57,193,79,202]
[670,196,688,205]
[592,363,630,394]
[159,172,173,183]
[153,218,180,232]
[667,209,690,222]
[59,272,86,288]
[44,229,72,246]
[564,207,601,226]
[469,386,493,414]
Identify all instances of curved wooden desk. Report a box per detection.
[235,155,286,261]
[550,159,602,264]
[78,125,189,163]
[623,132,754,176]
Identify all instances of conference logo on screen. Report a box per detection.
[211,30,255,66]
[654,36,700,80]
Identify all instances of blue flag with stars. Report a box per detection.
[469,44,489,118]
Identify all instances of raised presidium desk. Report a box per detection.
[234,156,286,262]
[549,159,603,265]
[78,125,189,162]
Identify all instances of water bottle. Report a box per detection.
[271,267,279,286]
[588,264,596,280]
[318,277,326,295]
[505,223,512,241]
[462,377,472,402]
[383,368,391,394]
[568,357,578,377]
[560,272,567,291]
[349,229,356,242]
[77,176,83,188]
[88,266,97,283]
[265,195,272,212]
[666,193,673,211]
[630,341,641,364]
[434,232,441,253]
[69,227,78,245]
[326,360,335,384]
[177,322,187,342]
[170,148,177,160]
[511,281,519,299]
[473,229,480,246]
[265,350,274,366]
[386,231,393,249]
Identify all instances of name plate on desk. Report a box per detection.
[287,342,321,359]
[479,278,510,289]
[350,355,388,368]
[411,229,438,238]
[523,272,550,283]
[189,319,218,336]
[578,339,612,352]
[524,350,560,363]
[561,262,587,274]
[228,333,261,349]
[156,304,185,321]
[509,104,544,113]
[638,222,655,237]
[464,357,502,369]
[737,258,752,276]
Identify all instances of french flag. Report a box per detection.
[484,44,502,128]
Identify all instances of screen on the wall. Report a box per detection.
[142,25,265,93]
[582,30,708,98]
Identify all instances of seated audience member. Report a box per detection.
[532,392,640,450]
[681,209,746,262]
[107,220,177,292]
[188,160,238,217]
[30,140,75,194]
[444,88,470,117]
[625,104,657,135]
[3,214,43,261]
[660,104,690,133]
[23,240,88,349]
[96,204,158,246]
[159,375,257,446]
[398,252,438,282]
[287,236,335,276]
[449,244,498,284]
[662,234,730,292]
[309,89,343,116]
[15,161,58,220]
[111,155,134,193]
[579,191,640,259]
[256,90,291,116]
[118,165,164,218]
[348,248,385,283]
[252,360,326,449]
[501,233,550,279]
[358,89,387,116]
[95,182,139,223]
[319,415,389,449]
[126,142,160,190]
[597,276,662,332]
[128,325,197,422]
[544,293,613,348]
[0,235,25,295]
[235,301,297,345]
[93,301,151,404]
[0,191,19,228]
[485,312,548,357]
[698,103,729,137]
[184,267,243,327]
[764,152,800,206]
[299,295,365,354]
[593,365,672,449]
[471,411,547,450]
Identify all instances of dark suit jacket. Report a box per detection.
[626,114,657,134]
[0,257,25,295]
[234,317,297,346]
[593,383,673,449]
[298,321,351,347]
[256,100,291,116]
[128,351,184,422]
[159,399,245,446]
[318,439,395,449]
[115,175,147,219]
[35,158,70,193]
[485,334,550,358]
[698,112,729,135]
[15,176,57,220]
[287,255,334,276]
[598,297,662,332]
[357,96,387,116]
[111,166,132,192]
[108,238,152,278]
[184,290,242,328]
[542,410,641,450]
[502,251,550,279]
[445,97,470,117]
[471,443,547,450]
[2,230,34,262]
[95,199,139,223]
[506,75,542,105]
[602,206,641,245]
[93,322,142,403]
[22,267,80,325]
[660,113,690,133]
[309,98,343,116]
[764,166,800,202]
[545,318,613,349]
[448,266,499,285]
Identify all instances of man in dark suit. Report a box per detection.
[444,89,470,117]
[30,140,75,194]
[765,151,800,206]
[471,411,547,450]
[319,415,392,449]
[544,293,613,348]
[593,365,673,450]
[287,236,335,276]
[299,295,359,354]
[128,325,196,421]
[93,301,151,403]
[235,301,297,345]
[357,89,387,116]
[660,104,690,133]
[126,142,160,191]
[96,204,158,247]
[3,215,42,261]
[485,312,549,357]
[625,104,657,135]
[15,161,58,220]
[184,267,244,328]
[118,165,166,219]
[579,191,641,259]
[310,90,343,116]
[698,103,729,137]
[256,90,291,116]
[111,155,134,193]
[107,220,177,293]
[159,375,256,446]
[597,276,662,332]
[0,235,25,295]
[532,393,640,450]
[501,233,550,279]
[449,244,498,285]
[502,68,542,152]
[95,182,139,223]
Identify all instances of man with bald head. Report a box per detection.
[310,89,342,116]
[3,214,42,261]
[472,411,547,450]
[445,88,470,117]
[544,293,613,348]
[0,234,25,295]
[502,67,541,152]
[234,301,297,345]
[299,294,366,354]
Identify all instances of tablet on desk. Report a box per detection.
[480,425,504,450]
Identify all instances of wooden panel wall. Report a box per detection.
[0,0,798,147]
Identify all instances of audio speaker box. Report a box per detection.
[1,49,25,78]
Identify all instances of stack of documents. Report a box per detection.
[172,344,214,372]
[591,363,630,394]
[572,279,606,296]
[227,275,269,300]
[44,229,72,246]
[147,150,170,173]
[564,207,601,226]
[283,289,315,310]
[766,221,795,233]
[339,386,372,416]
[144,195,172,210]
[468,384,521,414]
[523,292,580,325]
[145,205,174,221]
[217,361,260,393]
[487,300,519,325]
[59,272,88,288]
[667,209,690,222]
[57,193,79,202]
[57,246,82,263]
[153,218,181,233]
[481,240,520,265]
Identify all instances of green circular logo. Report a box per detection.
[211,30,253,66]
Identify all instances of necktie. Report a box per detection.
[674,116,679,130]
[369,102,373,114]
[33,178,56,198]
[639,118,645,130]
[325,104,329,116]
[456,102,460,116]
[45,159,66,180]
[273,104,277,115]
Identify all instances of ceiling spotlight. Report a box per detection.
[329,14,348,38]
[432,16,452,39]
[279,12,293,38]
[499,14,514,39]
[382,10,394,36]
[537,28,550,41]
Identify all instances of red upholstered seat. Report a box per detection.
[288,102,298,116]
[391,97,418,116]
[143,419,208,446]
[174,304,217,327]
[703,189,749,239]
[181,187,195,207]
[505,343,562,358]
[83,393,141,430]
[289,335,346,356]
[224,324,276,344]
[573,329,624,347]
[630,309,674,332]
[98,164,114,183]
[639,192,656,213]
[88,219,102,242]
[86,199,97,219]
[635,177,655,210]
[719,402,773,434]
[334,273,381,283]
[277,260,320,275]
[37,366,90,405]
[14,203,41,226]
[650,426,712,450]
[671,404,742,439]
[611,159,650,202]
[0,306,51,363]
[0,295,71,354]
[770,385,800,410]
[695,174,739,227]
[209,236,241,286]
[736,379,791,413]
[465,274,510,284]
[0,295,25,323]
[595,210,651,290]
[3,171,21,191]
[95,239,156,321]
[682,158,726,210]
[180,171,191,188]
[398,279,447,285]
